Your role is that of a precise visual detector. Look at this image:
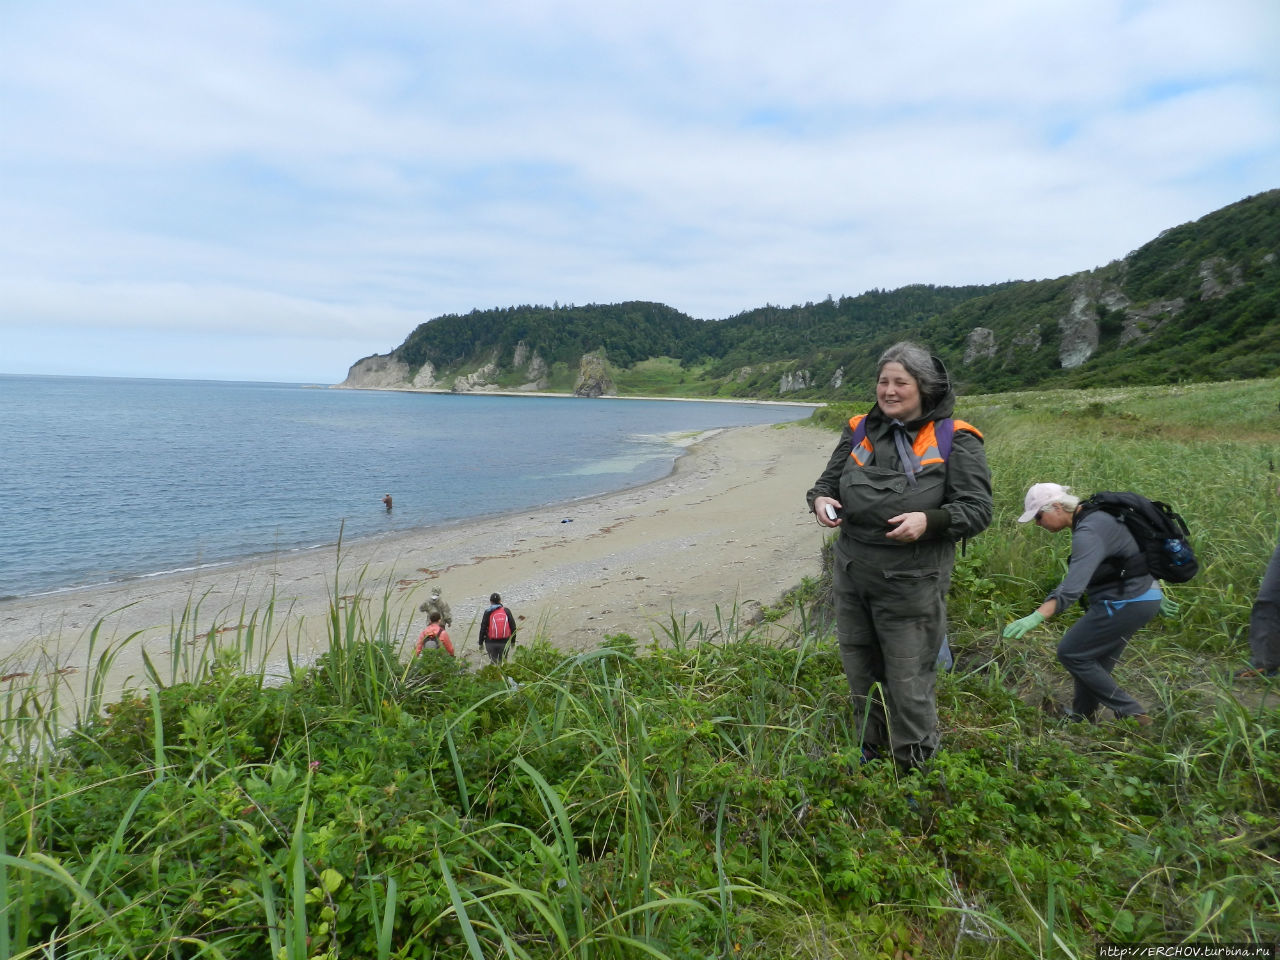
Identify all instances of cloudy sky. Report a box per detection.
[3,1,1278,383]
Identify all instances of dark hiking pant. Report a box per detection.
[1248,539,1280,672]
[483,639,512,664]
[1056,596,1159,719]
[833,540,952,770]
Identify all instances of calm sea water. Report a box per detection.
[0,376,814,600]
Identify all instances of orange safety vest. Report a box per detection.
[847,414,982,468]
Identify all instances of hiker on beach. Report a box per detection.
[1004,482,1170,726]
[479,592,517,663]
[1240,482,1280,679]
[415,611,454,656]
[807,341,992,771]
[419,587,452,627]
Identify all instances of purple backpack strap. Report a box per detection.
[851,415,867,448]
[935,418,955,460]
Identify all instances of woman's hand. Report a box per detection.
[885,511,926,542]
[1002,611,1045,639]
[814,496,843,528]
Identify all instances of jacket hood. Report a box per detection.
[921,354,956,421]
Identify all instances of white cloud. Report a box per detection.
[0,0,1277,381]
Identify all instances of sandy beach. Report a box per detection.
[0,421,838,704]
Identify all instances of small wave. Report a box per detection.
[560,453,669,477]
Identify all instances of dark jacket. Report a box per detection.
[806,357,993,548]
[479,605,516,644]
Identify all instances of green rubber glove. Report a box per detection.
[1002,611,1045,639]
[1160,596,1179,617]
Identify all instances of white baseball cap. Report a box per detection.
[1018,482,1071,523]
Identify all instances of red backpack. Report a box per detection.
[487,606,513,641]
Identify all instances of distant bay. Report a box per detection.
[0,376,816,600]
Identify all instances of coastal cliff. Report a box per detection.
[340,339,552,394]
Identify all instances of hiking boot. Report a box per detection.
[1065,710,1097,724]
[1235,666,1279,679]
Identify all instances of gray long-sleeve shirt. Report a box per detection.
[1048,509,1158,613]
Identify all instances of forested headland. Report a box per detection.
[342,189,1280,399]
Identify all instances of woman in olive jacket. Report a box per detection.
[807,342,992,770]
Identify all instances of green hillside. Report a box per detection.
[355,189,1280,398]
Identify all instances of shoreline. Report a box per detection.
[328,382,825,407]
[0,421,838,705]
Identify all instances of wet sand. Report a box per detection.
[0,422,838,704]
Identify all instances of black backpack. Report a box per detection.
[1077,491,1199,584]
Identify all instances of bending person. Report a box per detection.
[1005,482,1167,725]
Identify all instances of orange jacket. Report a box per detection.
[416,623,454,656]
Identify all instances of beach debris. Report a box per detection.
[194,624,248,640]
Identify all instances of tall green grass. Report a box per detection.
[1,377,1278,957]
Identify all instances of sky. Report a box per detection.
[2,1,1278,384]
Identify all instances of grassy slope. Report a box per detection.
[2,380,1279,958]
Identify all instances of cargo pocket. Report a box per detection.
[881,566,941,585]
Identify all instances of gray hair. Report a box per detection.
[1053,490,1081,512]
[877,341,945,409]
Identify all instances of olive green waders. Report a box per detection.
[833,538,953,770]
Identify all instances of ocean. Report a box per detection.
[0,375,815,600]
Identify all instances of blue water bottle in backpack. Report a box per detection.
[1164,538,1191,568]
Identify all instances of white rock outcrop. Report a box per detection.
[340,354,411,388]
[1058,285,1100,369]
[411,362,438,389]
[963,328,998,364]
[779,370,811,393]
[1120,300,1183,346]
[453,362,501,393]
[1198,257,1244,300]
